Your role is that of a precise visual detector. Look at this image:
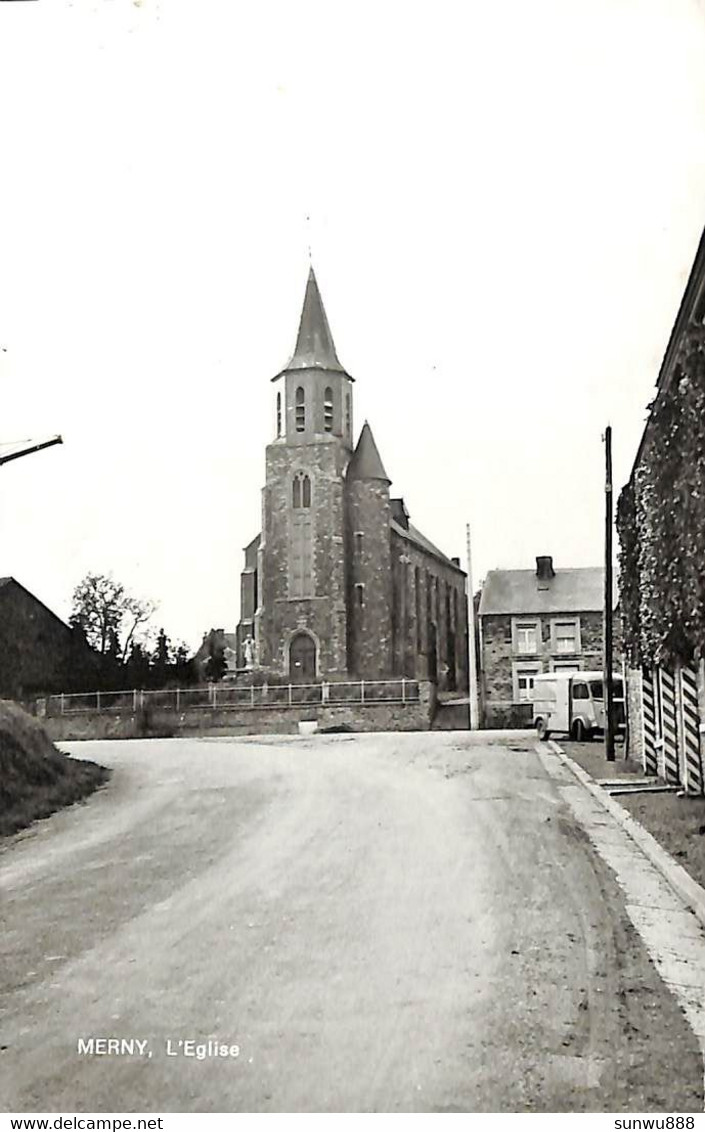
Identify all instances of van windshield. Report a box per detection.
[589,679,624,700]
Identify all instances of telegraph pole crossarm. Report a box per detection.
[0,435,63,467]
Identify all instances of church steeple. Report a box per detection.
[271,266,354,446]
[283,267,351,376]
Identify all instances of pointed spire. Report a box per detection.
[347,422,391,484]
[285,267,348,374]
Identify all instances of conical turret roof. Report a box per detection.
[280,267,351,377]
[347,422,391,484]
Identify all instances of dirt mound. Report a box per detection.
[0,700,110,837]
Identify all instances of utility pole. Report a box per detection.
[0,435,62,468]
[604,425,616,762]
[466,522,480,730]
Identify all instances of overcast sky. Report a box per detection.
[1,0,705,651]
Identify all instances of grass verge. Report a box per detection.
[0,699,110,838]
[560,739,642,782]
[561,739,705,893]
[617,792,705,892]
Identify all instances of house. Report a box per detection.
[0,577,98,700]
[235,267,469,690]
[617,224,705,792]
[478,556,611,728]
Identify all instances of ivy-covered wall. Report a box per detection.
[617,327,705,668]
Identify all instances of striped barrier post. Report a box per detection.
[641,667,658,777]
[679,664,703,796]
[658,667,680,785]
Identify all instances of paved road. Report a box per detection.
[1,732,701,1112]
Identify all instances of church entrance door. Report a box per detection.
[289,633,317,682]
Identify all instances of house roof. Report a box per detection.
[0,576,74,631]
[479,566,615,616]
[630,223,705,477]
[391,520,465,573]
[347,422,391,483]
[274,266,352,380]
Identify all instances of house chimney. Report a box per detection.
[536,556,555,580]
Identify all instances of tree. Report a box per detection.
[204,632,227,683]
[125,641,151,689]
[69,573,157,664]
[173,642,196,686]
[150,628,172,688]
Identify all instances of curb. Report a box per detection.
[547,740,705,931]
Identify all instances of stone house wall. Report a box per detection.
[480,609,606,729]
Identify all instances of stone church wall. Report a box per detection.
[346,479,393,678]
[389,529,468,692]
[259,440,349,677]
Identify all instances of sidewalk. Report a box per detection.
[537,739,705,1109]
[557,740,705,918]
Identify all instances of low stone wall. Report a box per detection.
[482,700,532,730]
[43,683,436,742]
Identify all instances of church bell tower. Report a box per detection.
[256,268,354,679]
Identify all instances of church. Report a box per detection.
[236,268,469,692]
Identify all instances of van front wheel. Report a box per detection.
[536,718,551,741]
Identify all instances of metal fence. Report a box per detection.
[41,679,420,716]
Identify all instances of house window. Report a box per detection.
[292,473,311,509]
[552,660,580,673]
[513,619,540,655]
[552,617,580,655]
[513,661,541,703]
[295,386,306,432]
[276,391,282,437]
[324,387,334,432]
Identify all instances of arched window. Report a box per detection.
[293,472,311,509]
[276,391,282,437]
[290,477,313,597]
[344,390,351,436]
[295,386,305,432]
[324,386,334,432]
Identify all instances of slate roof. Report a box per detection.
[275,266,351,379]
[347,422,390,483]
[390,520,464,573]
[479,566,615,616]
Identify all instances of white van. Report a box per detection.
[532,670,625,741]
